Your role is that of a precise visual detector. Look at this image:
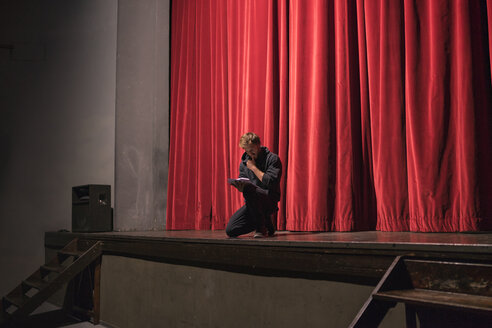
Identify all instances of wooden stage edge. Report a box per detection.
[45,230,492,286]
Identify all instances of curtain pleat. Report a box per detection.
[167,0,492,232]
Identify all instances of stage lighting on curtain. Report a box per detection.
[167,0,492,232]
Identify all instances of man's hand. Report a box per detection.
[235,181,246,192]
[246,158,264,182]
[246,158,256,170]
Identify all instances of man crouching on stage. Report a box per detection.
[226,132,282,238]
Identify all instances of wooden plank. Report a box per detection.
[22,277,48,290]
[44,231,492,287]
[23,271,48,292]
[58,250,84,258]
[92,258,101,324]
[41,264,64,274]
[60,238,79,253]
[100,238,394,284]
[44,230,492,250]
[404,259,492,296]
[11,242,102,319]
[374,289,492,313]
[4,286,26,308]
[1,239,101,326]
[77,239,97,252]
[349,256,403,328]
[45,239,79,269]
[4,294,29,309]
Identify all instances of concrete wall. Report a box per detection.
[100,255,406,328]
[0,0,117,295]
[0,0,171,296]
[114,0,170,231]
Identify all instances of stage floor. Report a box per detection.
[45,230,492,285]
[50,229,492,249]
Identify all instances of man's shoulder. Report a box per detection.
[263,147,280,163]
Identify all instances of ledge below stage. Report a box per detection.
[45,230,492,286]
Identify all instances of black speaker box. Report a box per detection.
[72,184,112,232]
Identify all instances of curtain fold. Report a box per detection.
[167,0,492,232]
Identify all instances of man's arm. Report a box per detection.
[257,155,281,188]
[246,159,264,182]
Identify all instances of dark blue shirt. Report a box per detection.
[238,146,282,203]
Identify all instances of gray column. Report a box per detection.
[115,0,170,231]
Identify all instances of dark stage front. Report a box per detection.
[45,230,492,285]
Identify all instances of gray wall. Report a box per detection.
[100,256,406,328]
[114,0,170,231]
[0,0,171,297]
[0,0,117,295]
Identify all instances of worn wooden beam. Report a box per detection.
[92,257,101,325]
[375,289,492,313]
[45,231,492,286]
[404,259,492,296]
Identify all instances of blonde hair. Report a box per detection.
[239,132,261,148]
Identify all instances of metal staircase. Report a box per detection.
[0,238,102,327]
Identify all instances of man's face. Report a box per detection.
[243,144,261,160]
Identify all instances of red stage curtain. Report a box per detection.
[167,0,492,232]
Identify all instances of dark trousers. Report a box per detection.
[226,184,276,237]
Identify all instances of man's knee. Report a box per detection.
[225,225,234,237]
[226,226,240,238]
[225,220,238,237]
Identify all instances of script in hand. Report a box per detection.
[227,177,251,188]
